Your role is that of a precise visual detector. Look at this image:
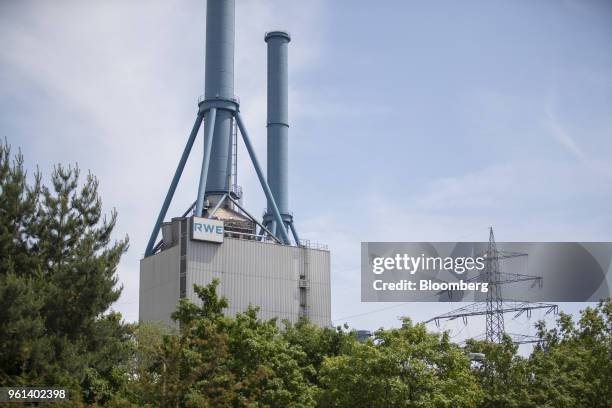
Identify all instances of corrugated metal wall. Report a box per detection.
[140,231,331,327]
[304,247,331,327]
[139,245,180,327]
[187,237,331,326]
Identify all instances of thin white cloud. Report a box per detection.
[544,91,612,179]
[544,105,585,161]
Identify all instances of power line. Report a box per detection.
[332,290,442,324]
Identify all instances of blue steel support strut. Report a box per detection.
[226,195,281,244]
[289,221,300,246]
[145,114,203,256]
[207,193,227,218]
[195,108,218,216]
[234,111,291,244]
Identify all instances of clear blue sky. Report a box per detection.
[1,0,611,343]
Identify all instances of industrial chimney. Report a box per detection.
[195,0,235,215]
[264,31,298,242]
[141,0,330,329]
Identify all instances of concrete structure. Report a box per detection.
[140,217,331,327]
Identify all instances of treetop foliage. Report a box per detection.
[0,141,129,404]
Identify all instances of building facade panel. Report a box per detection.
[139,245,180,327]
[141,219,331,327]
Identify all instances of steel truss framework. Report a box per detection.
[144,98,300,257]
[425,228,559,344]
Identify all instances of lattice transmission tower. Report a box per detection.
[426,227,558,344]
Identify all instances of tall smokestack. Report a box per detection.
[204,0,235,197]
[265,31,291,227]
[146,1,299,254]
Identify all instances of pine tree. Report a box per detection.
[0,141,130,404]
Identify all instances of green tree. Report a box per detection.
[317,318,482,408]
[466,299,612,408]
[465,336,532,408]
[281,318,354,385]
[125,279,317,407]
[526,300,612,408]
[0,142,130,405]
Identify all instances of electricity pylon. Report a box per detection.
[426,227,558,344]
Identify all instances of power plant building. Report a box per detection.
[140,219,330,327]
[139,0,331,327]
